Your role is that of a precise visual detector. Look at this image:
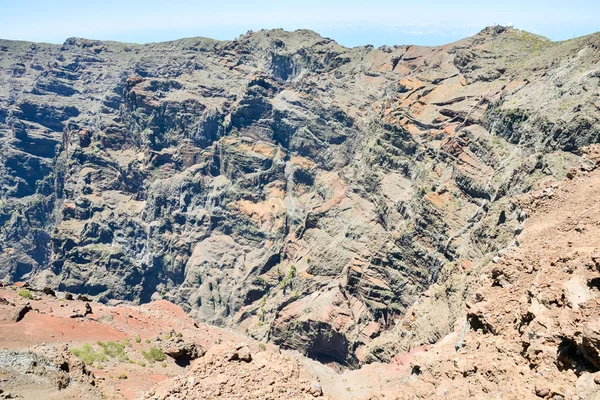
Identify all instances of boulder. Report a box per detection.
[309,382,323,397]
[161,336,205,363]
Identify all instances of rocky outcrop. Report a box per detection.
[0,27,599,366]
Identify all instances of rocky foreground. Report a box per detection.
[2,146,600,399]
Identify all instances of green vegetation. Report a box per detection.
[97,341,130,363]
[161,361,167,368]
[254,277,268,288]
[70,343,108,365]
[17,289,33,299]
[257,307,266,324]
[135,337,141,343]
[280,265,297,290]
[118,373,128,380]
[258,343,266,351]
[71,341,131,365]
[145,339,151,344]
[142,347,166,363]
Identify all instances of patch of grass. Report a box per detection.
[97,341,130,363]
[137,360,146,367]
[71,343,108,365]
[17,289,33,299]
[258,343,266,351]
[123,338,132,347]
[142,347,166,363]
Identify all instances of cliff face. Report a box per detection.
[0,26,599,365]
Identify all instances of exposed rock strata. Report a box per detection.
[0,26,599,365]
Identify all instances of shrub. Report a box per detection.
[97,341,129,362]
[118,373,127,379]
[258,343,266,351]
[161,362,167,368]
[71,343,108,365]
[142,347,166,363]
[17,289,33,299]
[280,265,297,290]
[145,339,151,344]
[135,337,141,343]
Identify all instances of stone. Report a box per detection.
[237,346,252,363]
[161,336,205,362]
[309,382,323,397]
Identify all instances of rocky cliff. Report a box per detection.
[0,25,599,366]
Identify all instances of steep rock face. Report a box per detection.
[0,27,599,365]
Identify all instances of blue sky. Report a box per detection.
[1,0,599,47]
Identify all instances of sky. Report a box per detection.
[1,0,599,47]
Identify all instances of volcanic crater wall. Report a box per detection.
[0,26,599,365]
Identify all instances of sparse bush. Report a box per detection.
[97,341,129,362]
[145,339,151,344]
[142,347,166,363]
[280,265,297,290]
[17,289,33,299]
[118,373,128,380]
[71,343,108,365]
[258,343,266,351]
[161,361,167,368]
[135,337,141,343]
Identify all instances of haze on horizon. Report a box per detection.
[1,0,599,48]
